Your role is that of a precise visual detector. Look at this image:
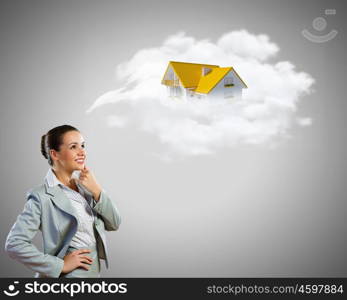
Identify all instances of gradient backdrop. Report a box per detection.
[0,0,346,277]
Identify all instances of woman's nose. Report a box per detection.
[78,147,86,155]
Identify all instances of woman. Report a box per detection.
[5,125,121,278]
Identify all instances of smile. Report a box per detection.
[75,158,85,164]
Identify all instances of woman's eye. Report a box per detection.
[70,144,85,149]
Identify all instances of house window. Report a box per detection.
[224,77,234,87]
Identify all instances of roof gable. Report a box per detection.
[195,67,232,94]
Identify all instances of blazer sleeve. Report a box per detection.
[4,192,64,278]
[92,190,121,231]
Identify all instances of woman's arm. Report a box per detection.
[92,190,121,231]
[4,192,64,278]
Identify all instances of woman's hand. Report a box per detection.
[77,165,102,201]
[61,249,93,274]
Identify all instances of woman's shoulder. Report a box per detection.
[25,184,48,202]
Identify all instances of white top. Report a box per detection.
[45,168,96,248]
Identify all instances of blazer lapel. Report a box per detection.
[44,183,78,221]
[44,182,80,258]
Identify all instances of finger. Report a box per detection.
[80,255,93,262]
[76,249,92,255]
[80,258,93,265]
[78,263,90,271]
[80,176,88,183]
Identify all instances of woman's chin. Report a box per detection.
[75,164,85,170]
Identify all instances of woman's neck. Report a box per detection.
[51,167,73,187]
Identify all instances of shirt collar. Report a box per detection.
[45,168,65,188]
[45,168,87,196]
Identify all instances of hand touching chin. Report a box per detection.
[75,165,102,201]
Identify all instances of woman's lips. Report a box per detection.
[75,158,85,164]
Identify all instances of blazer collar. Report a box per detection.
[45,168,93,202]
[44,180,78,221]
[43,168,95,218]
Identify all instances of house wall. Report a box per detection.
[208,69,244,100]
[169,85,185,97]
[164,66,186,98]
[164,66,245,101]
[185,87,196,99]
[163,67,175,81]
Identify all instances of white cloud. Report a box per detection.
[87,30,314,159]
[217,30,279,61]
[296,117,313,127]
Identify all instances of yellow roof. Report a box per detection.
[162,61,219,88]
[195,67,232,93]
[161,61,247,94]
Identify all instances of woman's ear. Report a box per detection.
[50,149,59,163]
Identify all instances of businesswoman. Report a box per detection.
[5,125,121,278]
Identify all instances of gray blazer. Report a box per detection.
[5,182,121,278]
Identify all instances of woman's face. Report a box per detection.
[51,130,86,172]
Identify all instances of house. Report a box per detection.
[161,61,247,100]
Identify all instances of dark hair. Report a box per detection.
[41,125,79,166]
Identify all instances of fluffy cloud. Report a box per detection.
[87,30,314,159]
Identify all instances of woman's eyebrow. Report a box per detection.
[68,141,85,146]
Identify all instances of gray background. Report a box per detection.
[0,0,346,277]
